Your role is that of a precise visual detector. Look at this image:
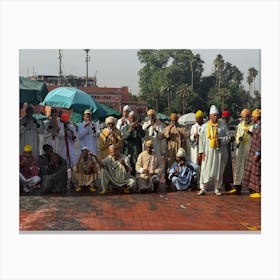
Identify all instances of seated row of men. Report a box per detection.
[19,141,198,195]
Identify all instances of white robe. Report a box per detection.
[189,122,203,164]
[78,121,100,155]
[43,119,65,159]
[20,117,41,160]
[199,121,230,188]
[142,120,166,158]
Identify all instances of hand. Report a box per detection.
[194,132,199,138]
[201,153,206,161]
[142,169,149,174]
[253,155,260,162]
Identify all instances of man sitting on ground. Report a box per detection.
[72,147,98,192]
[92,144,136,194]
[38,144,67,193]
[20,144,41,193]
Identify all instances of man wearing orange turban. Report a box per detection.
[229,109,254,194]
[164,113,189,169]
[242,109,261,198]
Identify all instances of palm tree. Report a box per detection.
[248,67,258,96]
[188,53,204,90]
[177,84,192,114]
[219,88,231,112]
[214,54,225,96]
[160,81,175,114]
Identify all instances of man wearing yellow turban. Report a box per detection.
[242,109,261,198]
[164,113,189,169]
[190,110,204,165]
[197,105,231,196]
[20,145,41,193]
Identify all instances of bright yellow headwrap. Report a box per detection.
[24,145,32,152]
[195,110,204,118]
[170,113,177,120]
[252,109,261,117]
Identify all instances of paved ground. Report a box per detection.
[20,186,261,231]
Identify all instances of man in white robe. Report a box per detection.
[142,109,166,159]
[116,104,130,134]
[78,109,100,156]
[189,110,204,165]
[43,108,65,159]
[197,105,231,196]
[20,106,41,160]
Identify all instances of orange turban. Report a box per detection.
[170,113,178,120]
[240,109,251,118]
[147,109,156,115]
[252,109,261,117]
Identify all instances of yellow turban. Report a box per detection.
[105,116,117,125]
[24,145,32,152]
[145,140,153,147]
[147,109,156,115]
[252,109,261,117]
[195,110,204,118]
[240,108,251,118]
[170,113,178,120]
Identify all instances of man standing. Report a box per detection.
[20,144,41,193]
[142,109,166,158]
[43,108,65,159]
[242,109,261,198]
[78,109,100,156]
[135,140,163,193]
[122,111,145,175]
[20,106,41,160]
[189,110,204,165]
[116,105,131,134]
[197,105,231,196]
[221,110,234,191]
[61,113,77,169]
[229,109,254,194]
[92,145,136,194]
[99,116,122,160]
[164,113,189,169]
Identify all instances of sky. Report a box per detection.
[19,49,261,95]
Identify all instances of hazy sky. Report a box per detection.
[19,49,261,95]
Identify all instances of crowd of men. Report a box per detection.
[19,104,261,198]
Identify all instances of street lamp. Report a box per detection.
[84,49,90,87]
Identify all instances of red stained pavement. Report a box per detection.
[20,190,261,231]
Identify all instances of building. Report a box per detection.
[36,75,147,118]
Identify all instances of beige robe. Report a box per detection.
[164,124,188,169]
[234,121,254,185]
[135,150,163,191]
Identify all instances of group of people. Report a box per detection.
[19,104,261,198]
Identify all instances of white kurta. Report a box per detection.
[43,119,65,159]
[199,121,230,188]
[116,117,130,135]
[63,124,78,168]
[20,117,41,160]
[189,122,203,164]
[78,121,100,155]
[142,120,166,158]
[234,121,254,185]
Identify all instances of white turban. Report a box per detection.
[123,105,130,111]
[128,111,134,116]
[209,105,219,115]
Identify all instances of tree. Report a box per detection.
[177,84,193,114]
[214,54,225,96]
[248,67,258,96]
[160,81,176,114]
